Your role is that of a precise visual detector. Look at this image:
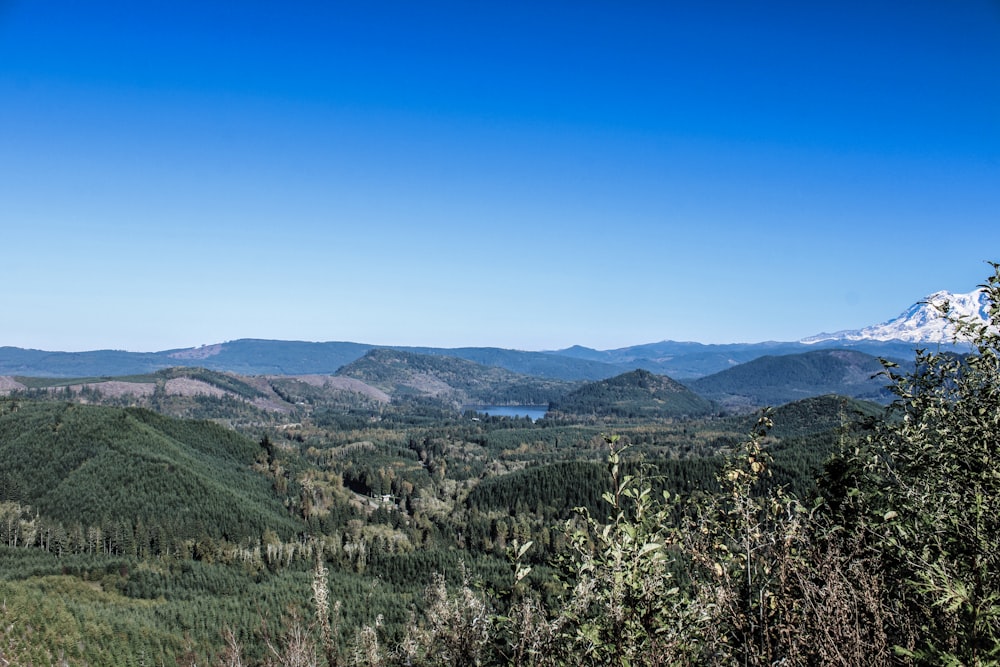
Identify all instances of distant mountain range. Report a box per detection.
[0,289,984,380]
[0,347,898,417]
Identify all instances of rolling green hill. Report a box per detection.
[686,349,894,411]
[549,369,716,420]
[398,345,625,380]
[763,394,884,439]
[0,400,300,542]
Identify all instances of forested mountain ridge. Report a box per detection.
[336,348,576,407]
[1,336,929,381]
[757,394,883,438]
[0,401,302,546]
[0,340,623,381]
[549,368,716,420]
[6,366,266,401]
[548,338,923,378]
[0,366,394,424]
[686,348,895,411]
[3,349,900,424]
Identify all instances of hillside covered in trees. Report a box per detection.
[686,348,894,410]
[549,369,716,420]
[0,402,301,548]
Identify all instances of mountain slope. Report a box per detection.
[0,346,170,377]
[399,346,625,381]
[162,338,374,375]
[549,339,924,379]
[803,289,989,344]
[336,348,576,406]
[687,349,893,411]
[761,394,884,439]
[0,401,300,540]
[549,369,716,420]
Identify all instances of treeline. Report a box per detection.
[0,546,433,665]
[465,458,722,520]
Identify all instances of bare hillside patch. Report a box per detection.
[167,344,225,360]
[323,377,391,402]
[164,378,229,397]
[0,376,27,394]
[73,381,156,398]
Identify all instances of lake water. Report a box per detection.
[468,405,549,421]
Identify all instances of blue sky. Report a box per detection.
[2,1,999,352]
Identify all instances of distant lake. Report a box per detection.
[468,405,549,421]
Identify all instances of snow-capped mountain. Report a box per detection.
[802,289,991,345]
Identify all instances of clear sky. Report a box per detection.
[2,1,999,352]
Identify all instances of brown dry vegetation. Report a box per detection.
[76,381,157,398]
[0,377,26,394]
[283,376,391,403]
[163,377,230,398]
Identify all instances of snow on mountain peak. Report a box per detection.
[802,288,991,345]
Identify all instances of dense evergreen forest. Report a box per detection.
[2,267,1000,665]
[548,369,716,420]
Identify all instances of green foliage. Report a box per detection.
[0,401,301,545]
[494,416,891,666]
[0,574,184,665]
[829,263,1000,664]
[688,348,895,410]
[549,435,705,665]
[466,457,723,522]
[761,394,883,439]
[549,369,716,421]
